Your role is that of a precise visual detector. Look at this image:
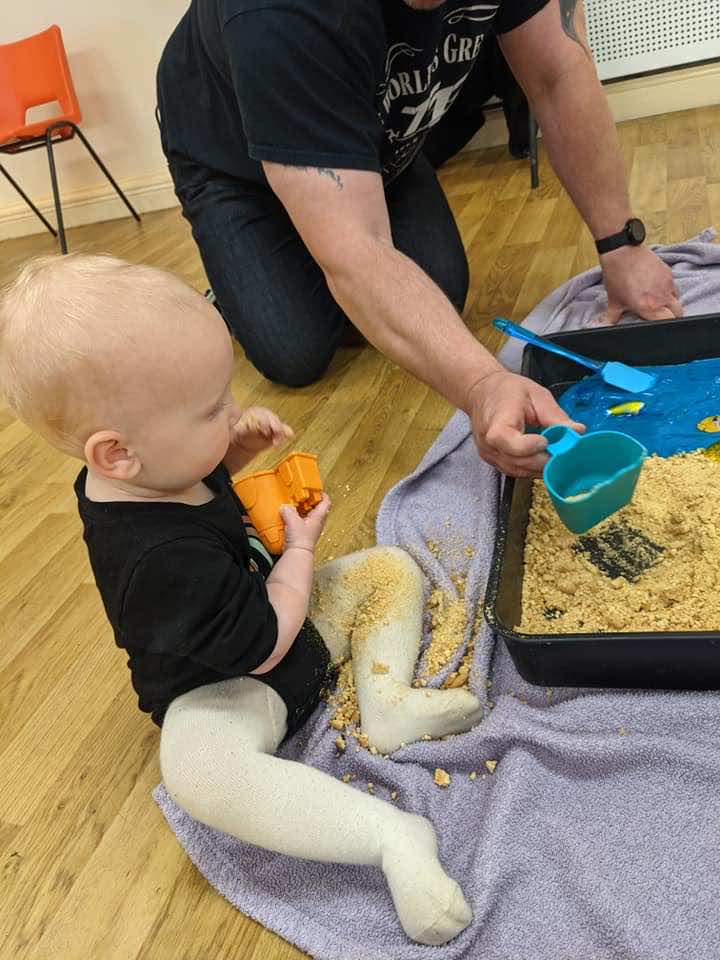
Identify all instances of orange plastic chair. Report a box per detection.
[233,452,324,555]
[0,25,140,252]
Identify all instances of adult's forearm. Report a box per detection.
[531,63,631,239]
[325,239,502,413]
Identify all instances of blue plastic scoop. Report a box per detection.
[542,425,647,534]
[493,317,657,394]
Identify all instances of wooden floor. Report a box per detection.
[1,105,718,960]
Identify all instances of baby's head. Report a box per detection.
[0,254,240,494]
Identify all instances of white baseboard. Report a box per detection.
[465,60,720,152]
[1,61,717,240]
[0,168,177,242]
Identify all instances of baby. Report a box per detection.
[0,254,483,945]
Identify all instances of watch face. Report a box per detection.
[627,218,646,244]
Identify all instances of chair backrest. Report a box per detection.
[0,25,81,138]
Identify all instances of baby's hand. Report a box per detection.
[231,406,294,454]
[225,407,295,474]
[281,494,331,552]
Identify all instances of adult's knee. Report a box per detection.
[452,254,470,314]
[442,253,470,315]
[249,342,336,388]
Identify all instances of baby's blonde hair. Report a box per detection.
[0,253,208,457]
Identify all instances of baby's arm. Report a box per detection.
[251,495,331,675]
[224,406,294,476]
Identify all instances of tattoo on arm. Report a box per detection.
[287,165,344,190]
[317,168,344,190]
[559,0,590,57]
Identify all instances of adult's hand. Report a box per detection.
[468,370,585,477]
[598,245,683,325]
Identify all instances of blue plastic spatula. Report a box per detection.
[493,317,657,394]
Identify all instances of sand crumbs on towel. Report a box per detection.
[421,589,468,678]
[521,451,720,633]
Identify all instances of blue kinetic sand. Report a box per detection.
[559,357,720,459]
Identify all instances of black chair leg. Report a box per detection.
[58,122,141,222]
[529,111,539,190]
[0,162,58,238]
[44,129,68,254]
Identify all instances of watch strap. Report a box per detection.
[596,231,631,255]
[596,218,645,255]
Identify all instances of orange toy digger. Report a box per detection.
[232,452,323,555]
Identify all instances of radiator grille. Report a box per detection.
[585,0,720,81]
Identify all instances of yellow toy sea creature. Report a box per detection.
[607,400,645,417]
[703,441,720,462]
[697,415,720,434]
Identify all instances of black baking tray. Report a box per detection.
[484,313,720,689]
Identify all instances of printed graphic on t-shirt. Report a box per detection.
[378,2,500,179]
[241,513,275,572]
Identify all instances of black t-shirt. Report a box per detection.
[157,0,549,185]
[76,463,335,731]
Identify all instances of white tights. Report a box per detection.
[160,547,482,945]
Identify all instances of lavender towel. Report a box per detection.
[154,229,720,960]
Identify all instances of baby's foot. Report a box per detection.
[381,814,472,945]
[360,683,483,754]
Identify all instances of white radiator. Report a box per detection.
[585,0,720,81]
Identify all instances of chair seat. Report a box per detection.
[0,109,82,148]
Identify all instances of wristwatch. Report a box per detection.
[595,217,646,255]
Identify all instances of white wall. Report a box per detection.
[0,1,187,236]
[468,61,720,153]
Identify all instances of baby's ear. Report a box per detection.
[85,430,141,481]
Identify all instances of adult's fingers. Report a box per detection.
[638,304,676,321]
[530,388,586,434]
[479,445,549,477]
[600,297,683,324]
[484,420,547,459]
[597,304,624,326]
[667,295,684,318]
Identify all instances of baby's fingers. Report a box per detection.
[312,493,331,517]
[271,421,295,445]
[280,504,302,527]
[306,494,331,526]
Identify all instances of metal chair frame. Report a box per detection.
[0,120,140,253]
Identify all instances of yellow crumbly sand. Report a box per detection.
[322,548,477,750]
[421,589,468,678]
[434,768,451,788]
[521,451,720,634]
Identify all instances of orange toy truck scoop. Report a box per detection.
[232,452,323,555]
[277,453,323,515]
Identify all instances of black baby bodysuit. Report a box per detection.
[75,463,335,733]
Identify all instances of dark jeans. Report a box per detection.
[170,155,469,387]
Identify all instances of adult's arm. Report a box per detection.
[499,0,682,324]
[263,161,581,476]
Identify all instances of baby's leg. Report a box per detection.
[160,676,472,945]
[311,547,482,753]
